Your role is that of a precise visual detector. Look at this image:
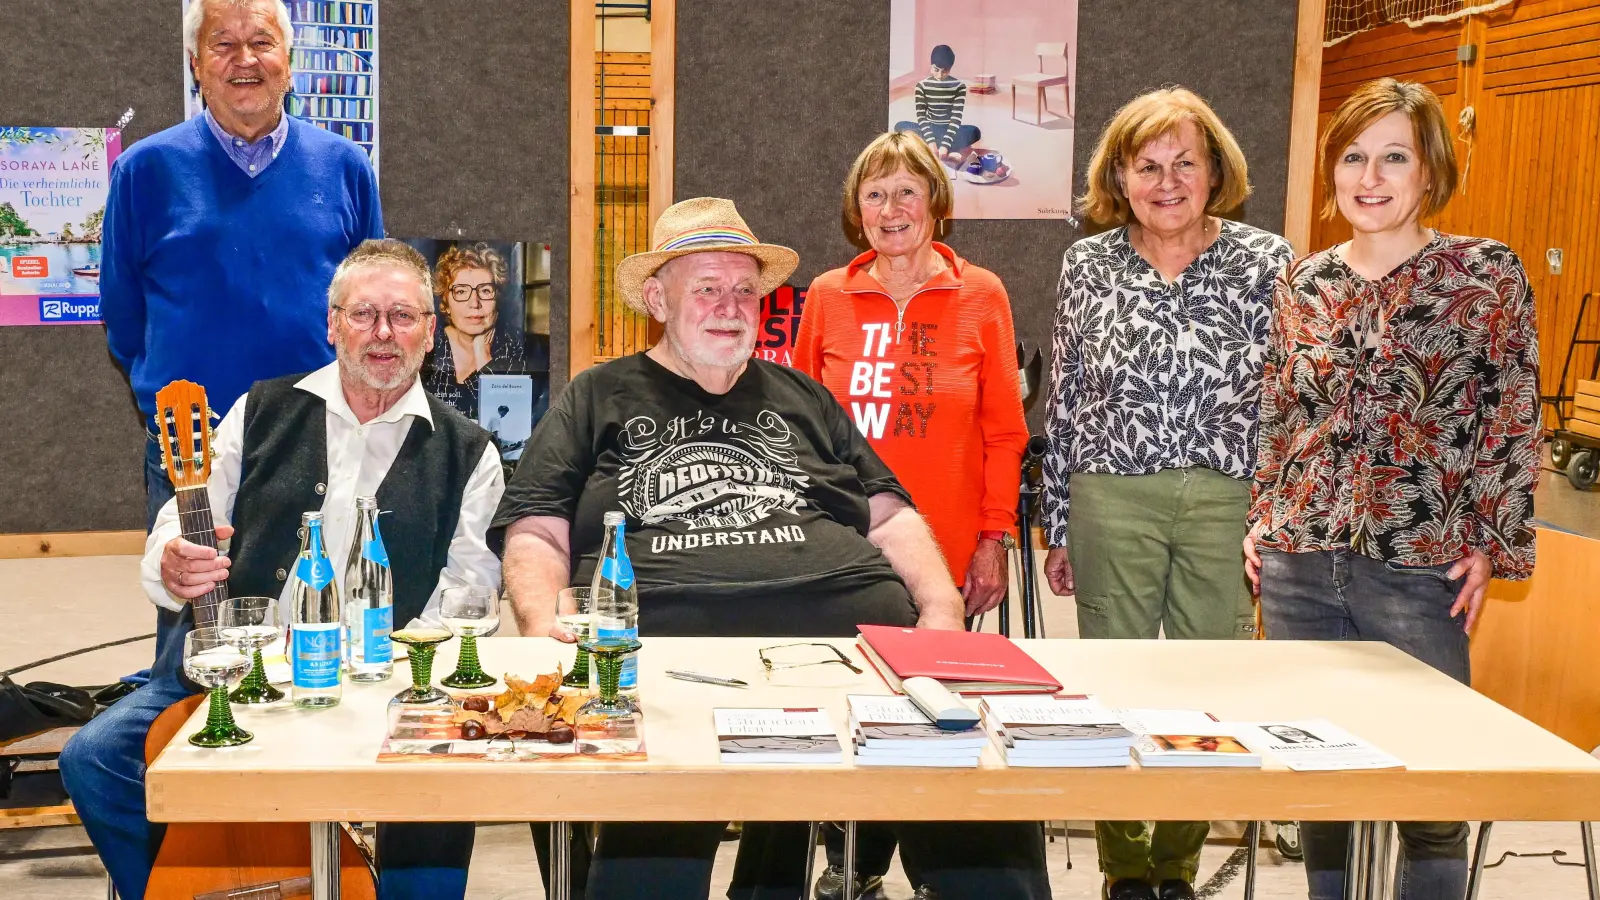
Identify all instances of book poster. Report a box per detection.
[755,285,807,368]
[400,238,550,460]
[0,127,121,326]
[480,375,533,461]
[182,0,380,172]
[889,0,1078,219]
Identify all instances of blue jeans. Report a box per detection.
[1258,548,1470,900]
[59,667,197,900]
[145,435,184,665]
[894,120,981,157]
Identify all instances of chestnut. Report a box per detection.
[461,695,490,713]
[547,722,574,744]
[461,720,486,741]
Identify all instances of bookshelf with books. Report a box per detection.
[286,0,380,167]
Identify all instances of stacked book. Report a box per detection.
[848,695,988,767]
[979,694,1135,767]
[1119,709,1262,768]
[714,708,843,765]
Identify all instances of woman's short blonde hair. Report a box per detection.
[841,131,954,239]
[433,243,508,327]
[1320,78,1457,221]
[1079,87,1252,228]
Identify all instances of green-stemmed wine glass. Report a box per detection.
[557,587,609,688]
[219,596,284,704]
[390,627,453,704]
[440,586,498,689]
[184,628,253,748]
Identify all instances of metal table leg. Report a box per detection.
[310,821,341,900]
[1244,821,1260,900]
[1465,821,1495,900]
[1581,820,1599,900]
[549,821,572,900]
[803,822,820,897]
[843,821,857,900]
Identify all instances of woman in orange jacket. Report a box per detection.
[792,130,1033,899]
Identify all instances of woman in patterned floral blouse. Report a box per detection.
[1244,78,1541,900]
[1041,88,1292,900]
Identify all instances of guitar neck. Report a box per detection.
[175,486,229,632]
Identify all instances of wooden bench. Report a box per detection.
[0,726,81,829]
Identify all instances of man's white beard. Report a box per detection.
[668,321,754,369]
[338,339,423,391]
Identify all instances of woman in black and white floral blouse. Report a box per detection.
[1041,87,1292,900]
[1244,78,1540,900]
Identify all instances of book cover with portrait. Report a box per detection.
[400,238,551,458]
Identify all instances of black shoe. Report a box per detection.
[1156,880,1196,900]
[1106,878,1157,900]
[813,865,884,900]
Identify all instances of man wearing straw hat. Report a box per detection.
[485,198,1050,899]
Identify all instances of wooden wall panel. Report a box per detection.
[1306,0,1600,423]
[1472,528,1600,752]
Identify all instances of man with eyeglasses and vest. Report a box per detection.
[60,240,503,900]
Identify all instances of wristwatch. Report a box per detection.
[978,530,1014,549]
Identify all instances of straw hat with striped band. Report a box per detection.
[616,197,799,315]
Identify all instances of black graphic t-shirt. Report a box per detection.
[494,353,918,637]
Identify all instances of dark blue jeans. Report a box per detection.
[1258,548,1471,900]
[59,667,196,900]
[144,435,184,665]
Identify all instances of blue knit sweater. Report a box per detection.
[101,115,383,423]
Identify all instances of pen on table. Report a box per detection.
[665,670,749,688]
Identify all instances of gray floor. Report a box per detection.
[5,818,1600,899]
[3,463,1597,898]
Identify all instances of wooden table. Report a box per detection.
[147,637,1600,900]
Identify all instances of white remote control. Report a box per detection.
[902,676,980,731]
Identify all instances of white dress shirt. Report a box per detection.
[143,363,505,627]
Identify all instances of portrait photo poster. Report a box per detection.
[889,0,1078,220]
[181,0,380,173]
[401,238,550,458]
[0,127,121,326]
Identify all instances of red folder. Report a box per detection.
[856,624,1063,694]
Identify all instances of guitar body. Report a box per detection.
[143,697,378,900]
[143,381,376,899]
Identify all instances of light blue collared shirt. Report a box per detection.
[203,108,291,177]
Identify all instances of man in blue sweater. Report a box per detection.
[102,0,382,663]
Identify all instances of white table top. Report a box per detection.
[147,637,1600,823]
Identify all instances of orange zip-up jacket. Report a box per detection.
[795,243,1028,584]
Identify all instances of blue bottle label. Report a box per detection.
[292,623,341,689]
[363,515,391,569]
[297,521,336,589]
[594,624,639,688]
[363,606,393,664]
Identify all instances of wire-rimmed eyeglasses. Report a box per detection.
[332,304,433,332]
[757,642,864,678]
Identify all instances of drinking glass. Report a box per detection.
[389,627,453,704]
[219,596,284,704]
[440,585,499,689]
[557,587,610,688]
[183,628,253,747]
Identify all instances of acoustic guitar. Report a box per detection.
[142,380,377,900]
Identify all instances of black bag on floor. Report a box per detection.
[0,676,97,743]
